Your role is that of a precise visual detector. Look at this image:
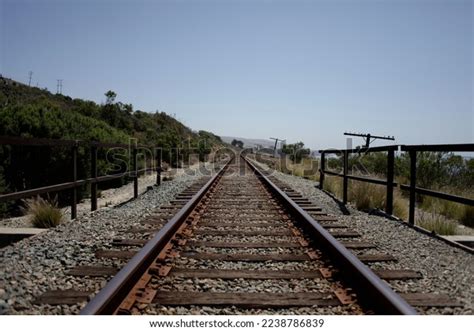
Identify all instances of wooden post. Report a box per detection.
[386,149,395,215]
[319,152,325,189]
[133,147,138,199]
[343,150,348,204]
[91,145,98,211]
[408,150,417,225]
[71,143,78,220]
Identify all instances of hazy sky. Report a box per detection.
[1,0,473,149]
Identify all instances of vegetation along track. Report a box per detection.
[36,155,462,314]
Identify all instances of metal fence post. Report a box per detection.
[133,146,138,199]
[319,152,325,189]
[71,142,78,220]
[156,148,161,186]
[386,149,395,214]
[408,150,417,225]
[91,144,98,211]
[343,150,348,204]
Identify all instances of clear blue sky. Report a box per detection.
[1,0,472,149]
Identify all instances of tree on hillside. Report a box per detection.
[105,90,117,104]
[282,142,310,163]
[231,139,244,149]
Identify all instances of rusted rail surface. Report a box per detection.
[244,157,416,314]
[73,155,431,315]
[79,157,232,314]
[25,152,463,314]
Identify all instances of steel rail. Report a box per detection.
[80,158,233,315]
[244,156,417,315]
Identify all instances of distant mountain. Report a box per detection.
[220,136,275,149]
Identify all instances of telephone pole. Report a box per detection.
[269,137,285,157]
[344,132,395,149]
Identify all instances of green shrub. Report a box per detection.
[23,196,63,228]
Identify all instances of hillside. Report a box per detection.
[0,77,223,213]
[0,77,222,149]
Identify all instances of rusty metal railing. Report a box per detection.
[318,143,474,225]
[0,136,161,219]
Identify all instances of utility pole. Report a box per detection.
[344,132,395,149]
[269,137,285,157]
[28,71,33,86]
[56,79,63,94]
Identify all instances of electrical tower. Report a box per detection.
[28,71,33,86]
[56,79,63,94]
[344,132,395,149]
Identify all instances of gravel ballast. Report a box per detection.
[0,167,211,315]
[254,161,474,315]
[2,158,472,315]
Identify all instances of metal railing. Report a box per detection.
[319,143,474,224]
[319,145,398,215]
[400,144,474,224]
[0,136,162,219]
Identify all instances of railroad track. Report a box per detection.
[35,154,462,314]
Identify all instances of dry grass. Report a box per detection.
[22,196,63,228]
[323,176,342,199]
[416,210,458,235]
[392,190,409,220]
[276,157,319,180]
[421,194,474,228]
[348,181,385,211]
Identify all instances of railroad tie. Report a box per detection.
[153,292,341,308]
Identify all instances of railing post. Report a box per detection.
[91,144,98,211]
[319,152,325,189]
[71,142,78,220]
[343,150,348,204]
[408,150,417,225]
[386,148,395,214]
[133,146,138,199]
[156,148,161,186]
